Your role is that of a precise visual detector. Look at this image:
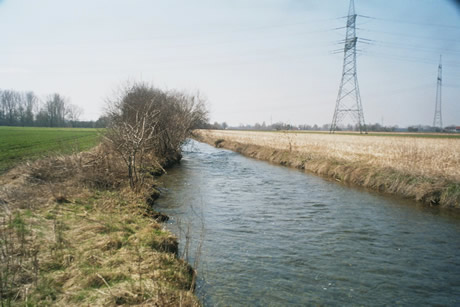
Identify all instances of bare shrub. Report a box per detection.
[105,102,159,189]
[104,82,208,189]
[12,142,127,200]
[78,143,127,189]
[153,91,208,160]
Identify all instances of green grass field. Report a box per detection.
[0,126,102,173]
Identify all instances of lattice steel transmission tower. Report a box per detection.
[330,0,366,133]
[433,55,443,130]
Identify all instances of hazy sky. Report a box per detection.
[1,0,459,127]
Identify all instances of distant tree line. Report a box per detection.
[203,120,460,133]
[203,121,401,132]
[0,89,107,128]
[201,121,228,130]
[206,121,460,133]
[407,125,458,133]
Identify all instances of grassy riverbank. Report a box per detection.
[0,83,207,305]
[0,146,198,306]
[195,130,460,209]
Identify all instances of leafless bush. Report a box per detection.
[104,82,208,190]
[105,101,159,189]
[152,91,208,160]
[20,143,127,196]
[78,143,127,189]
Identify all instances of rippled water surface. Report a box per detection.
[155,140,460,306]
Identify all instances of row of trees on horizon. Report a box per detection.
[0,89,107,128]
[205,121,459,133]
[2,88,458,133]
[205,121,401,132]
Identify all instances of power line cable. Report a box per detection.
[1,24,342,55]
[360,28,460,43]
[358,15,460,30]
[373,41,460,55]
[364,50,460,67]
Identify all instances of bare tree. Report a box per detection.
[0,89,85,127]
[104,82,208,189]
[105,84,161,189]
[1,90,21,125]
[35,94,71,127]
[66,104,83,127]
[24,92,38,126]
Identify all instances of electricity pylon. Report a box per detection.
[330,0,366,133]
[433,55,443,130]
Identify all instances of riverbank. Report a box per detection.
[195,130,460,209]
[0,146,198,306]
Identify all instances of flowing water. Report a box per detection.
[155,140,460,306]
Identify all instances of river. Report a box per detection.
[155,140,460,306]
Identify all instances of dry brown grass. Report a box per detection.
[196,130,460,208]
[0,146,198,306]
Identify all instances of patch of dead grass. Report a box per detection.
[0,147,199,306]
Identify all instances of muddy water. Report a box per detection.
[155,140,460,306]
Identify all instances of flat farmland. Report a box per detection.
[0,126,101,173]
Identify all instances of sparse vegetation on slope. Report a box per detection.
[0,153,198,306]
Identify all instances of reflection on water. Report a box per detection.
[155,140,460,306]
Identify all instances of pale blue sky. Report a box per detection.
[0,0,459,127]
